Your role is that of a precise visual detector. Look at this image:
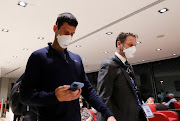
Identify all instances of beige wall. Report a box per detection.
[0,78,9,101]
[0,78,17,101]
[0,68,1,78]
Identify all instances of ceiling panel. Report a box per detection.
[0,0,179,78]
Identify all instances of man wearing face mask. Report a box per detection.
[20,12,116,121]
[97,32,147,121]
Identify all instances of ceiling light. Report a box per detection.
[137,41,141,44]
[157,35,165,38]
[160,80,163,84]
[18,1,27,7]
[103,51,108,54]
[38,37,44,40]
[142,60,146,62]
[159,8,168,13]
[156,49,161,51]
[106,32,113,35]
[13,56,18,58]
[172,54,176,56]
[23,48,28,51]
[76,45,81,48]
[2,29,9,32]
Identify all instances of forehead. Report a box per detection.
[125,35,137,44]
[60,22,76,31]
[126,35,136,42]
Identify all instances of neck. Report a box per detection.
[117,49,127,60]
[52,38,64,51]
[80,108,82,113]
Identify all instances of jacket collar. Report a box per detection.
[46,42,70,63]
[115,52,126,64]
[111,54,127,70]
[47,42,68,53]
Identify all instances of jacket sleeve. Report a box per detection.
[20,53,59,107]
[97,62,115,105]
[79,57,114,120]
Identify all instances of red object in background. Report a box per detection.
[149,104,156,112]
[149,112,169,121]
[0,102,1,110]
[174,102,180,109]
[148,104,179,121]
[154,103,161,105]
[89,109,97,121]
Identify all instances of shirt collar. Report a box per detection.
[115,52,127,65]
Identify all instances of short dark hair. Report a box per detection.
[116,32,138,47]
[55,12,78,30]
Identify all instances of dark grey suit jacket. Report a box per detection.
[97,55,147,121]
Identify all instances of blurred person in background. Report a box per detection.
[145,97,154,104]
[79,96,93,121]
[162,93,177,107]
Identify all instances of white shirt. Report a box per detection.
[115,52,127,64]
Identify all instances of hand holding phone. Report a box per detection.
[55,85,81,102]
[68,82,84,91]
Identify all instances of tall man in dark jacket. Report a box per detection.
[20,12,116,121]
[97,32,147,121]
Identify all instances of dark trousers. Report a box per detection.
[22,106,38,121]
[23,111,38,121]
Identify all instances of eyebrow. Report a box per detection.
[128,42,133,44]
[64,30,75,34]
[128,42,137,46]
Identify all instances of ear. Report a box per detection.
[117,41,121,47]
[53,25,57,33]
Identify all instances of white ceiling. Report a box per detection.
[0,0,180,78]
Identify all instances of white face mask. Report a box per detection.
[80,103,83,108]
[123,46,136,58]
[57,35,72,49]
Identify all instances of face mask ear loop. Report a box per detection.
[120,43,126,56]
[56,23,59,36]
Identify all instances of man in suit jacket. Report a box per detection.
[97,32,147,121]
